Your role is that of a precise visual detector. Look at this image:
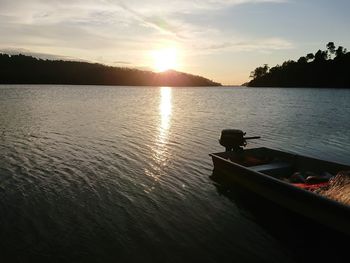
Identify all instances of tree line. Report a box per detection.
[247,42,350,87]
[0,54,221,87]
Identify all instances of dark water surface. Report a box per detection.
[1,85,350,262]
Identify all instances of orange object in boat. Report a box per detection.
[293,182,329,191]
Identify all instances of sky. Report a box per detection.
[1,0,350,85]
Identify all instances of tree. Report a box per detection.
[282,60,295,67]
[326,42,336,58]
[314,49,327,62]
[247,41,350,87]
[306,53,314,62]
[335,46,347,58]
[298,56,307,63]
[250,64,269,79]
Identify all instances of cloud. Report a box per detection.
[0,0,289,41]
[113,61,132,65]
[114,0,288,14]
[0,0,292,76]
[202,38,293,51]
[110,0,291,49]
[0,48,75,60]
[115,1,184,38]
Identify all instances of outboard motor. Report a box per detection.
[219,129,260,152]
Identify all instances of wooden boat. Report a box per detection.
[210,129,350,235]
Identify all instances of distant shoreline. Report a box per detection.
[0,83,223,88]
[0,53,221,87]
[247,42,350,88]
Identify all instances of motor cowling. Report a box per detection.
[219,129,247,151]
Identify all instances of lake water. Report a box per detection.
[0,85,350,262]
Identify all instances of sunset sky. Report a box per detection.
[1,0,350,85]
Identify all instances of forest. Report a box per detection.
[0,54,221,87]
[247,42,350,87]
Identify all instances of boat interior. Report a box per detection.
[215,147,349,180]
[214,147,350,207]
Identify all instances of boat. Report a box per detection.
[210,129,350,235]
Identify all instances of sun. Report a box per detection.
[152,48,177,72]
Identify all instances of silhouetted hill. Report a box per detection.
[247,42,350,88]
[0,54,221,86]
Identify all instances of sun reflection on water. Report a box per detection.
[159,87,172,141]
[143,87,172,193]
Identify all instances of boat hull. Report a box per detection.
[210,147,350,235]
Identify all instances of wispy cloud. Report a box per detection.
[202,38,293,52]
[0,0,289,43]
[0,48,76,61]
[115,1,186,39]
[113,61,132,65]
[114,0,288,14]
[0,0,293,83]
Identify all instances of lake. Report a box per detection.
[0,85,350,262]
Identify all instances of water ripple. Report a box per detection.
[0,85,349,262]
